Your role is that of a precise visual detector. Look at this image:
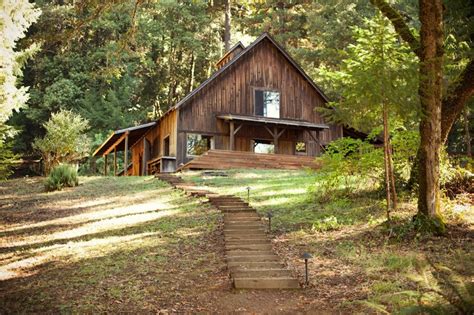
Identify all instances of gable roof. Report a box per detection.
[174,32,330,111]
[215,41,245,67]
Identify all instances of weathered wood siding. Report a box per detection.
[177,37,341,165]
[129,110,178,175]
[216,45,244,69]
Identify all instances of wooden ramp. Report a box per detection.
[156,174,300,290]
[178,149,319,171]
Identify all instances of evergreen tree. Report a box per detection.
[318,14,419,219]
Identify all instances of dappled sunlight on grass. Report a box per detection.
[256,187,307,197]
[2,208,179,249]
[0,231,163,280]
[1,196,177,233]
[0,175,219,291]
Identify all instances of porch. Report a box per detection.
[216,113,329,155]
[178,149,321,171]
[92,122,157,176]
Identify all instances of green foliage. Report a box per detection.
[0,0,41,123]
[442,167,474,198]
[317,14,419,132]
[0,125,18,180]
[312,215,343,232]
[45,164,79,191]
[315,130,423,202]
[11,0,223,153]
[0,0,40,177]
[315,137,383,201]
[391,130,420,183]
[33,110,91,174]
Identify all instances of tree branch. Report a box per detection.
[370,0,421,57]
[441,58,474,143]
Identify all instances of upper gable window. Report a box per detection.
[255,90,280,118]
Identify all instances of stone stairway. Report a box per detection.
[156,174,299,290]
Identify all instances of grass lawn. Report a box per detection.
[0,176,226,313]
[182,169,474,314]
[1,171,473,313]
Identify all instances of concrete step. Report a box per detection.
[224,218,260,222]
[211,200,249,207]
[224,213,259,218]
[221,210,256,214]
[231,269,292,278]
[226,227,263,231]
[225,239,270,245]
[226,255,279,263]
[210,200,249,205]
[225,234,268,240]
[225,244,272,251]
[224,225,264,230]
[208,195,242,200]
[224,218,261,223]
[233,277,299,289]
[225,223,262,228]
[224,231,266,236]
[217,205,254,210]
[226,250,274,257]
[227,261,285,269]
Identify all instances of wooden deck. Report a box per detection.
[178,149,320,171]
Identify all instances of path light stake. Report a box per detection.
[266,211,273,232]
[302,252,312,285]
[246,186,250,202]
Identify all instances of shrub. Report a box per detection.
[34,110,91,175]
[443,167,474,198]
[314,137,383,201]
[45,164,79,191]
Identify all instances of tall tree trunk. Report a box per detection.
[188,52,195,93]
[371,0,474,191]
[383,106,392,220]
[463,107,472,157]
[388,142,397,210]
[224,0,231,51]
[416,0,445,233]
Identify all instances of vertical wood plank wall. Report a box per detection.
[129,110,177,175]
[177,38,342,165]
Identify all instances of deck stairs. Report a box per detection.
[156,174,299,289]
[177,149,319,171]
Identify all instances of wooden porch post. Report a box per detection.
[229,121,235,151]
[142,137,147,176]
[124,134,129,176]
[104,154,108,176]
[273,126,279,154]
[113,147,117,176]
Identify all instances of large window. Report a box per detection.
[187,134,213,156]
[255,90,280,118]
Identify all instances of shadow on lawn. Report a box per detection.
[0,176,220,284]
[0,214,226,313]
[1,176,175,224]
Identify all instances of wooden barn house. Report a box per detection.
[93,33,343,175]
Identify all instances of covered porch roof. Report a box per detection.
[216,113,329,130]
[93,122,156,157]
